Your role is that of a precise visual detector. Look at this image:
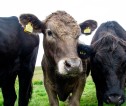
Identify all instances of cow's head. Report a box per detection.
[19,11,97,76]
[90,21,126,105]
[91,34,126,105]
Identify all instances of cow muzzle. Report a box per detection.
[105,93,125,105]
[58,58,83,76]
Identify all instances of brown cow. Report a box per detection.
[19,11,97,106]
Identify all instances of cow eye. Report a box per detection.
[47,29,52,36]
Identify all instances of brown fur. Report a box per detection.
[42,11,85,106]
[19,11,98,106]
[44,11,81,39]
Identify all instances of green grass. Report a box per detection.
[0,66,126,106]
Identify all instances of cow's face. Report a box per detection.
[91,35,126,105]
[44,20,82,76]
[19,11,97,76]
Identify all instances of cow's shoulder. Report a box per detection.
[0,16,19,26]
[0,16,21,36]
[0,16,18,21]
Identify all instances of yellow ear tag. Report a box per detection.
[80,51,86,55]
[84,27,91,34]
[24,22,33,33]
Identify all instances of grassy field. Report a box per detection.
[0,66,126,106]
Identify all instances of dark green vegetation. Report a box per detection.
[0,66,126,106]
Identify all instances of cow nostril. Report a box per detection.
[118,99,123,104]
[64,58,81,71]
[106,96,111,103]
[65,60,71,69]
[106,99,110,104]
[118,96,124,104]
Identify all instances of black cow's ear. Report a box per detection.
[19,14,46,33]
[77,44,93,59]
[79,20,97,35]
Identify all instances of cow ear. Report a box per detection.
[19,14,46,33]
[77,43,93,59]
[79,20,97,35]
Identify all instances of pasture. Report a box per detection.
[0,66,126,106]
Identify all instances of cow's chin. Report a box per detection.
[57,59,83,77]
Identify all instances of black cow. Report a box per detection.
[82,21,126,106]
[19,11,97,106]
[0,16,39,106]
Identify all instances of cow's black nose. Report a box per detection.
[64,58,81,72]
[106,95,124,105]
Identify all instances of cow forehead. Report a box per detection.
[95,47,126,65]
[93,35,126,62]
[44,11,81,38]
